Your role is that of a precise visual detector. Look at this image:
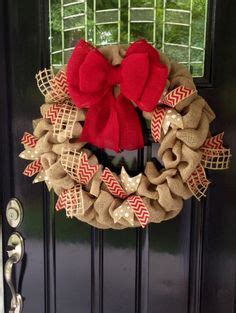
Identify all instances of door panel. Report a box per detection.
[1,0,236,313]
[149,205,191,313]
[55,217,91,312]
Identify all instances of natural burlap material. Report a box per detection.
[21,43,222,229]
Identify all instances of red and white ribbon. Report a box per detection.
[77,153,100,185]
[151,85,193,143]
[36,69,69,103]
[44,104,64,124]
[127,196,150,228]
[55,185,84,218]
[187,164,210,200]
[61,149,100,185]
[101,167,149,227]
[21,132,38,148]
[201,133,231,170]
[101,168,128,199]
[23,159,42,177]
[162,86,196,108]
[151,107,168,143]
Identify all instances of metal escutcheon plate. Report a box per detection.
[6,199,23,228]
[7,233,24,262]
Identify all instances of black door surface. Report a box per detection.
[1,0,236,312]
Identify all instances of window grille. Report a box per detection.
[49,0,208,77]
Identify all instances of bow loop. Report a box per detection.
[121,53,149,102]
[79,50,109,93]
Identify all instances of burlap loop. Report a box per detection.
[181,97,205,129]
[145,162,177,185]
[178,144,202,181]
[33,119,52,138]
[144,198,166,222]
[176,112,209,149]
[162,140,182,169]
[46,159,75,193]
[52,141,86,155]
[158,129,178,160]
[166,174,192,199]
[40,152,57,169]
[20,44,229,229]
[137,175,159,200]
[156,183,183,212]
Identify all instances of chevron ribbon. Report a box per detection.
[187,164,210,200]
[55,190,67,211]
[162,86,196,108]
[127,196,149,228]
[21,132,38,148]
[151,107,168,142]
[101,168,128,199]
[50,70,69,97]
[77,153,100,185]
[61,149,99,185]
[201,133,231,170]
[203,133,224,149]
[23,159,42,177]
[35,69,69,103]
[44,104,64,124]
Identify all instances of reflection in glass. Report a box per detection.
[49,0,208,76]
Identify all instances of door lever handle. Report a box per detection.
[4,233,24,313]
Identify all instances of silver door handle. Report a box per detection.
[4,233,24,313]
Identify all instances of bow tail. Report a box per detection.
[79,91,120,151]
[79,92,144,152]
[116,95,144,151]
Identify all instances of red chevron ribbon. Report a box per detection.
[21,132,38,148]
[23,159,42,177]
[203,133,224,149]
[77,153,100,185]
[44,104,64,124]
[55,190,67,211]
[151,107,168,142]
[127,195,149,228]
[187,164,210,200]
[162,86,196,108]
[101,168,128,199]
[50,70,69,97]
[201,133,231,170]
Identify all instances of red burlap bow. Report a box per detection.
[66,39,168,152]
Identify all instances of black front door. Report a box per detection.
[1,0,236,312]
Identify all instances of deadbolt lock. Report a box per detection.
[6,199,23,228]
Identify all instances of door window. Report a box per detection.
[49,0,209,77]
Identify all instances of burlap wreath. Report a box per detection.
[20,40,231,229]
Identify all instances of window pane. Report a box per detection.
[49,0,208,77]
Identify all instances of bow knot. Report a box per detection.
[67,39,168,152]
[107,66,122,86]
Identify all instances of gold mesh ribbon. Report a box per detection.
[35,68,69,103]
[201,133,231,170]
[53,102,78,139]
[56,185,84,218]
[187,164,210,200]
